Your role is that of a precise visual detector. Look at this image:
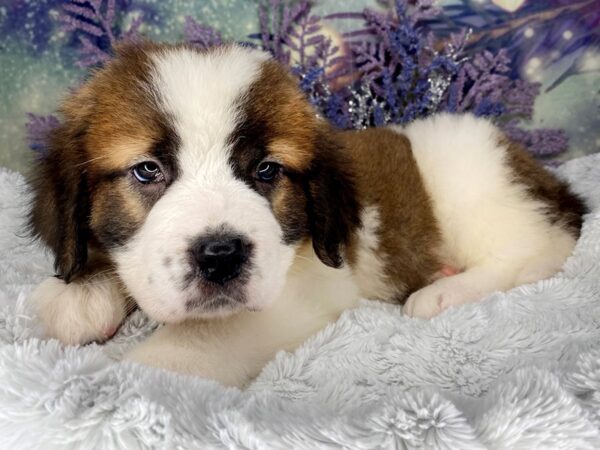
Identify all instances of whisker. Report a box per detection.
[87,267,116,277]
[85,269,118,283]
[74,154,109,168]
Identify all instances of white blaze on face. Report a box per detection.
[113,46,295,323]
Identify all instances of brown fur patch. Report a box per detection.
[339,128,443,300]
[228,59,361,262]
[502,138,587,236]
[28,122,91,280]
[89,179,148,248]
[232,60,320,172]
[268,139,313,171]
[270,177,310,244]
[28,41,174,280]
[93,138,156,172]
[75,43,168,173]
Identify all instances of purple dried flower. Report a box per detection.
[59,0,145,67]
[184,16,222,49]
[449,49,512,113]
[324,91,352,129]
[503,79,540,120]
[25,114,60,158]
[23,0,570,161]
[441,44,566,157]
[254,0,353,125]
[342,0,459,126]
[258,0,313,65]
[503,122,569,158]
[443,46,542,122]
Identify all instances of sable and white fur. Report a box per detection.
[400,116,578,317]
[28,43,586,387]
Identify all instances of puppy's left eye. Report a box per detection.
[256,161,282,183]
[132,161,164,184]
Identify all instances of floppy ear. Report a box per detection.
[28,94,93,282]
[306,132,360,268]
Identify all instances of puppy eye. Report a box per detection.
[132,161,164,184]
[256,161,282,183]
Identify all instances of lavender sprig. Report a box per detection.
[258,0,312,65]
[503,122,569,158]
[442,46,568,156]
[60,0,143,67]
[184,16,222,49]
[25,114,60,158]
[345,0,463,125]
[24,0,571,160]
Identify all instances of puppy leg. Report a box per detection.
[403,265,516,319]
[124,321,261,388]
[404,224,576,319]
[514,244,574,286]
[31,273,131,345]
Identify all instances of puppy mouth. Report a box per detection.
[184,293,246,313]
[181,257,252,314]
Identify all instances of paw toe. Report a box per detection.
[403,287,448,319]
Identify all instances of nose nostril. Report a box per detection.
[190,235,250,285]
[202,238,242,257]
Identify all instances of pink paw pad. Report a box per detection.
[103,326,118,340]
[440,265,459,277]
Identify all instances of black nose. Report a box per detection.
[190,235,250,285]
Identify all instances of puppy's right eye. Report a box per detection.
[132,161,164,184]
[256,161,282,183]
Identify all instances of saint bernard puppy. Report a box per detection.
[29,42,586,387]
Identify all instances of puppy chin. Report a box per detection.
[138,286,282,324]
[186,285,284,320]
[185,294,247,320]
[134,298,228,324]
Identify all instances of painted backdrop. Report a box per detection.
[0,0,598,172]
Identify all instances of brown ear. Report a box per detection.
[306,131,360,268]
[28,91,93,282]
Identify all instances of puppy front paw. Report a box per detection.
[31,275,128,345]
[403,284,445,319]
[403,279,477,319]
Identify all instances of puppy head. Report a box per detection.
[29,42,359,322]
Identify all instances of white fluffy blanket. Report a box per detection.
[1,154,600,449]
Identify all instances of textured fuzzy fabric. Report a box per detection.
[1,154,600,449]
